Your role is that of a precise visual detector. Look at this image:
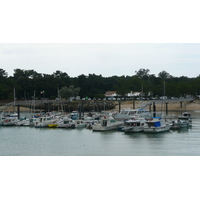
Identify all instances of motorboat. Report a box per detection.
[122,118,147,133]
[34,116,54,128]
[15,118,30,126]
[143,117,172,133]
[57,117,76,128]
[171,112,192,129]
[74,120,87,128]
[92,116,124,131]
[2,117,19,126]
[114,108,152,121]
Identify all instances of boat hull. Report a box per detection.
[144,125,171,133]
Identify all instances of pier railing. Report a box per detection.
[0,97,195,112]
[139,97,194,109]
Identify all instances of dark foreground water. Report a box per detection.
[1,112,200,156]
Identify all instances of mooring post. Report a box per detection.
[165,102,168,115]
[153,102,156,117]
[79,103,82,119]
[44,103,47,113]
[133,100,135,109]
[180,101,183,108]
[149,104,152,113]
[119,101,121,112]
[17,105,20,119]
[82,101,84,117]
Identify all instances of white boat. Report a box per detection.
[57,117,76,128]
[143,117,172,133]
[70,111,79,120]
[92,116,124,131]
[122,118,147,133]
[114,108,152,121]
[34,116,54,128]
[15,118,30,126]
[75,120,87,128]
[0,113,6,125]
[171,112,192,129]
[3,117,19,126]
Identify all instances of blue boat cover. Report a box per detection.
[154,121,161,127]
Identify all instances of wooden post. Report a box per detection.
[17,105,20,119]
[149,104,152,113]
[153,102,156,117]
[119,101,121,112]
[133,100,135,109]
[165,103,168,115]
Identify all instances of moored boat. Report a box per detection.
[122,118,146,133]
[3,117,19,126]
[114,108,152,121]
[144,117,172,133]
[92,115,124,131]
[171,112,192,129]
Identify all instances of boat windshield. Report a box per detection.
[120,111,128,115]
[129,111,137,115]
[102,120,107,127]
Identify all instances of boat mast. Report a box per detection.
[57,87,63,113]
[14,86,16,113]
[33,90,36,113]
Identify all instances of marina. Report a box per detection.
[0,109,200,156]
[0,97,200,156]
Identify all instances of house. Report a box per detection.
[105,91,117,99]
[105,91,143,99]
[127,91,142,97]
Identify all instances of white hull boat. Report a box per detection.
[114,108,152,121]
[92,116,124,131]
[3,117,19,126]
[144,117,172,133]
[171,112,192,129]
[122,118,146,133]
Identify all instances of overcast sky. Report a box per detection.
[0,43,200,78]
[1,1,200,79]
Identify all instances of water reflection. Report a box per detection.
[124,132,143,139]
[143,131,171,139]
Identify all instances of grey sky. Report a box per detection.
[0,43,200,78]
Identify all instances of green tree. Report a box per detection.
[59,85,80,99]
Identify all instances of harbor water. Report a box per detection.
[1,111,200,156]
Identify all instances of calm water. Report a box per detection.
[1,112,200,156]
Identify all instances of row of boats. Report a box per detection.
[0,108,192,133]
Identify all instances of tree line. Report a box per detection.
[0,68,200,100]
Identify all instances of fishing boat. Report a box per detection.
[143,117,172,133]
[114,108,152,121]
[171,112,192,129]
[75,120,87,128]
[2,117,19,126]
[34,116,53,128]
[15,118,30,126]
[57,117,76,128]
[122,118,147,133]
[92,116,124,131]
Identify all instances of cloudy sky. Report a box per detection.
[1,1,200,79]
[0,43,200,78]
